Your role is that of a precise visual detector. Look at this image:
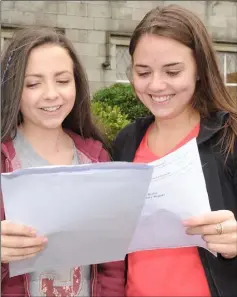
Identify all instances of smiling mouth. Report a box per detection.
[40,105,62,112]
[151,94,175,103]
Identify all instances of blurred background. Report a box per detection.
[1,1,236,139]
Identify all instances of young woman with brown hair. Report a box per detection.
[112,4,237,297]
[1,27,124,297]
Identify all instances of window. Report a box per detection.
[1,27,14,52]
[216,51,237,85]
[102,32,131,83]
[215,43,237,101]
[116,45,130,82]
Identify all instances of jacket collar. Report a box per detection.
[197,111,228,144]
[1,130,106,172]
[133,111,229,145]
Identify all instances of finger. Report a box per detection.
[2,245,45,257]
[207,243,237,255]
[186,219,237,235]
[203,233,237,244]
[1,235,47,248]
[221,253,237,259]
[1,221,37,237]
[183,210,235,227]
[2,252,40,264]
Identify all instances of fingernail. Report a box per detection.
[42,237,48,243]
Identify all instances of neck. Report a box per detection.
[153,107,200,135]
[19,123,68,154]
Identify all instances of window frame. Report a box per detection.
[1,26,15,52]
[102,31,131,83]
[214,42,237,87]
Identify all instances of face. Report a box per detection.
[21,44,76,130]
[132,34,198,120]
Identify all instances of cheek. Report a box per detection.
[20,90,36,112]
[172,75,196,95]
[133,78,147,94]
[63,85,76,103]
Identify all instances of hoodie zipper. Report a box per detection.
[91,264,97,297]
[199,249,223,297]
[5,158,11,172]
[24,274,31,297]
[209,268,222,297]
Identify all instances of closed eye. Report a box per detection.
[26,83,40,88]
[137,72,151,77]
[57,80,70,84]
[167,71,180,77]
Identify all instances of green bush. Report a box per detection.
[91,101,130,142]
[93,83,150,122]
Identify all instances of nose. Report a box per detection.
[44,83,59,101]
[148,73,167,92]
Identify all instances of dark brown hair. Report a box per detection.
[129,5,237,156]
[1,26,108,149]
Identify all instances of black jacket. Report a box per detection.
[113,111,237,297]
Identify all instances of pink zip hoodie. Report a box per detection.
[1,130,125,297]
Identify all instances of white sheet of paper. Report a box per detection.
[128,138,214,254]
[1,162,153,277]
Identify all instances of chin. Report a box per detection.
[152,110,176,120]
[40,122,63,130]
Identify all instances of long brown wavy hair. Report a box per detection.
[129,5,237,157]
[1,27,108,149]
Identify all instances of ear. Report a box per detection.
[196,76,200,81]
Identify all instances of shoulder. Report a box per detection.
[112,116,154,161]
[66,130,110,163]
[114,121,137,146]
[114,115,154,147]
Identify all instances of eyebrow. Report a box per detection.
[134,62,184,68]
[25,71,73,78]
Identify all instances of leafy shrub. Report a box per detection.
[93,83,150,122]
[91,101,130,142]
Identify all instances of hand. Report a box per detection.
[183,210,237,259]
[1,220,48,264]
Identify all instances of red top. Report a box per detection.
[126,124,211,297]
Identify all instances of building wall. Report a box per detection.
[1,1,237,93]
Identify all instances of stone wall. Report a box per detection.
[1,1,237,92]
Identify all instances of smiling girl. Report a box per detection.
[1,27,123,297]
[112,4,237,297]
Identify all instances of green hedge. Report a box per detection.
[91,101,130,142]
[91,83,150,142]
[93,83,150,122]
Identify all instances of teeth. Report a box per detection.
[41,105,61,112]
[151,95,174,103]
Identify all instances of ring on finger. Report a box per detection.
[215,223,224,235]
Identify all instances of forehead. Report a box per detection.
[26,44,73,72]
[133,34,193,65]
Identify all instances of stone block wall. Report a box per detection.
[1,1,237,93]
